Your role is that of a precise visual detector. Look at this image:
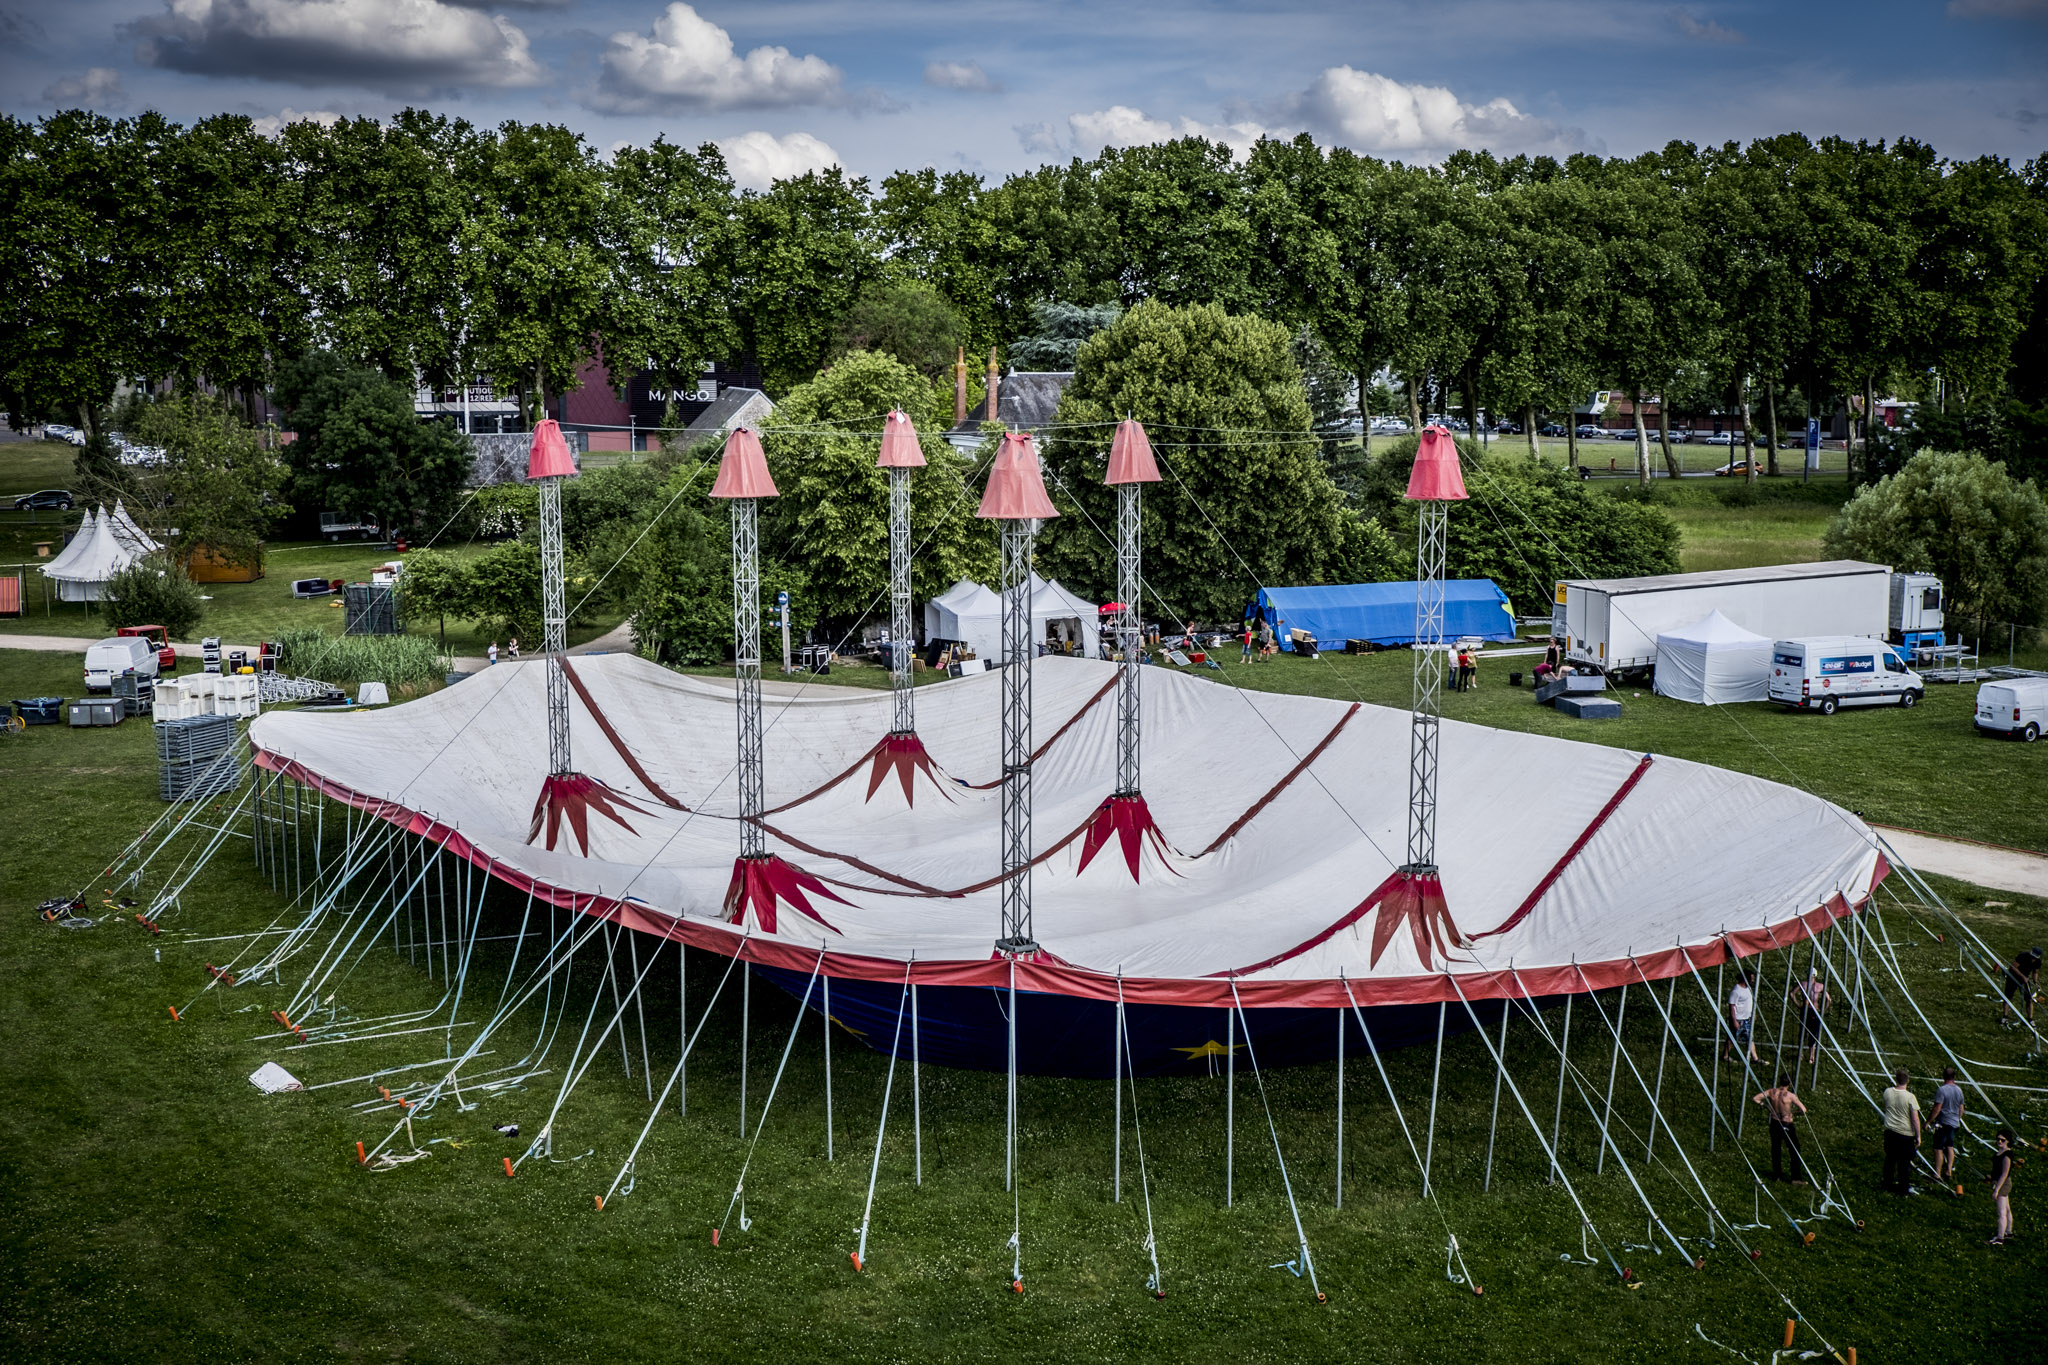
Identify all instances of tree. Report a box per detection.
[1036,301,1373,623]
[603,137,739,404]
[831,279,962,376]
[463,539,544,643]
[871,167,1004,355]
[395,547,469,649]
[275,353,473,535]
[757,349,996,632]
[131,392,290,563]
[1823,451,2048,631]
[103,558,204,640]
[729,169,876,396]
[1007,300,1122,370]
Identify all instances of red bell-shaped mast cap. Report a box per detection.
[976,432,1060,520]
[876,409,927,469]
[710,426,778,499]
[1104,418,1160,486]
[1405,425,1469,502]
[528,419,577,481]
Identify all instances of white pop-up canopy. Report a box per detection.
[1653,609,1773,705]
[921,574,1100,661]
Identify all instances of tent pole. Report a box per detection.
[1423,1000,1445,1197]
[1644,976,1675,1162]
[677,940,687,1116]
[1226,1001,1235,1208]
[1483,997,1510,1192]
[1597,983,1628,1174]
[1113,984,1124,1203]
[1335,1006,1344,1210]
[688,941,696,1121]
[606,925,632,1078]
[1709,953,1725,1151]
[740,964,750,1139]
[1548,992,1573,1183]
[824,971,834,1161]
[632,930,653,1102]
[1772,924,1795,1093]
[1006,957,1018,1193]
[911,979,922,1187]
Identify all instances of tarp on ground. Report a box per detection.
[1254,580,1517,651]
[1653,610,1772,705]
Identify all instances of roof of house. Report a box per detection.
[997,371,1072,432]
[682,388,774,447]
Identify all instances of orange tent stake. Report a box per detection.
[503,1157,515,1178]
[1784,1319,1796,1349]
[167,1005,180,1021]
[356,1142,366,1165]
[850,1253,862,1272]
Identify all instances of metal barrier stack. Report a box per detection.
[156,714,241,802]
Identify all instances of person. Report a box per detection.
[2002,946,2042,1027]
[1929,1066,1966,1188]
[1257,619,1275,661]
[1753,1073,1809,1185]
[1456,648,1476,691]
[507,636,521,659]
[1879,1068,1922,1195]
[1240,621,1255,664]
[487,641,499,666]
[1989,1129,2015,1246]
[1800,967,1830,1067]
[1727,971,1758,1064]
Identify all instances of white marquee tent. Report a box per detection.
[1653,609,1773,705]
[922,575,1100,661]
[39,504,161,603]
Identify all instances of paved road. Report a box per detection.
[4,618,641,672]
[1874,826,2048,900]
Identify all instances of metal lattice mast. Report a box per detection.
[732,495,764,858]
[538,473,572,776]
[889,466,914,735]
[998,516,1036,950]
[1114,481,1141,795]
[977,431,1060,956]
[711,427,777,862]
[1407,499,1446,869]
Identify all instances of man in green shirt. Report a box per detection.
[1879,1069,1922,1195]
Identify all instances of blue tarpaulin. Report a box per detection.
[1253,580,1517,651]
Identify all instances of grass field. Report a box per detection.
[3,644,2045,1363]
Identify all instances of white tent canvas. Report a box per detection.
[921,575,1099,662]
[1653,609,1772,705]
[40,505,154,602]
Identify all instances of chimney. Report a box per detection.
[986,347,1001,424]
[954,347,967,424]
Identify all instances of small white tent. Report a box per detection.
[922,575,1100,663]
[1653,609,1772,705]
[40,505,154,603]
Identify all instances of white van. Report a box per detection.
[84,636,161,692]
[1766,636,1924,715]
[1975,677,2048,742]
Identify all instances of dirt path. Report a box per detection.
[1874,825,2048,899]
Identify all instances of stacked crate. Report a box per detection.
[112,668,155,719]
[157,714,241,802]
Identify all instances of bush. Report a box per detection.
[102,557,203,639]
[272,628,445,691]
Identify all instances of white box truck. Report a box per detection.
[1554,561,1891,678]
[84,636,161,692]
[1975,677,2048,741]
[1766,637,1925,714]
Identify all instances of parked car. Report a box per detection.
[1975,677,2047,741]
[1575,424,1603,439]
[116,624,178,674]
[84,636,161,692]
[13,489,74,511]
[1667,429,1692,443]
[1766,637,1924,715]
[1712,459,1757,477]
[1705,433,1736,446]
[1539,423,1567,437]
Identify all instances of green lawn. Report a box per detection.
[0,643,2042,1363]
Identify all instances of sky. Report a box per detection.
[3,0,2044,188]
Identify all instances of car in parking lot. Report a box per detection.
[1712,458,1756,477]
[1539,423,1567,437]
[13,489,74,511]
[1705,432,1736,446]
[1575,424,1603,439]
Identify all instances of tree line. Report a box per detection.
[5,109,2045,486]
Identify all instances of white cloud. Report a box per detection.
[1064,105,1271,155]
[250,107,345,137]
[1288,66,1589,160]
[1671,7,1744,42]
[717,130,840,189]
[43,67,127,107]
[924,59,998,93]
[129,0,543,92]
[592,3,841,114]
